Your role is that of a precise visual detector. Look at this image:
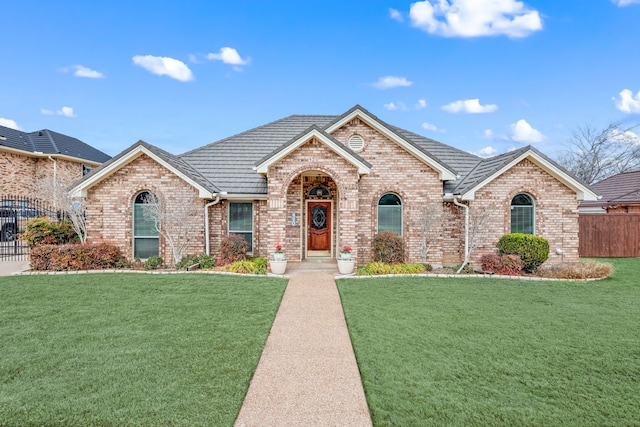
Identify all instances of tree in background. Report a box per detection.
[36,178,88,245]
[557,121,640,185]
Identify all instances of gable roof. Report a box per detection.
[449,145,599,201]
[581,170,640,208]
[0,125,111,164]
[71,140,218,198]
[254,125,372,175]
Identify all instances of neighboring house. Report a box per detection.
[0,125,111,199]
[578,170,640,257]
[72,105,598,267]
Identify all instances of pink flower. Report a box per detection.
[275,245,283,253]
[342,245,352,253]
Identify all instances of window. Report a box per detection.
[510,193,534,234]
[377,193,402,235]
[133,191,159,259]
[229,202,253,252]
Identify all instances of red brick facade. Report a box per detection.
[80,119,583,267]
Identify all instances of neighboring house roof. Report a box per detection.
[0,125,111,164]
[71,104,598,202]
[580,170,640,210]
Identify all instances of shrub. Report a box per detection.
[176,253,216,270]
[21,217,78,248]
[536,261,614,279]
[356,262,426,276]
[498,233,549,273]
[216,234,249,266]
[30,243,129,271]
[372,231,404,264]
[144,256,164,270]
[226,257,267,275]
[481,253,524,276]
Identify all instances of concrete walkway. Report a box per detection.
[235,267,372,426]
[0,260,30,276]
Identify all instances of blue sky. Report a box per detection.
[2,0,639,158]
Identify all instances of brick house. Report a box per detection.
[71,105,598,267]
[1,124,111,200]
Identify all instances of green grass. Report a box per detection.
[0,273,286,427]
[338,258,640,426]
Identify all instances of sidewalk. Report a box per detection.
[235,270,372,426]
[0,261,30,276]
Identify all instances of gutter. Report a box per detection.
[204,195,221,255]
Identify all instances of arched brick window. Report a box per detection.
[377,193,403,235]
[510,193,535,234]
[133,191,159,259]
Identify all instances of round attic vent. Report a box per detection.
[348,134,365,151]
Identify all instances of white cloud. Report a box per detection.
[441,98,498,113]
[389,8,403,22]
[0,118,21,130]
[41,107,76,117]
[614,89,640,114]
[409,0,543,38]
[484,129,494,138]
[422,122,445,132]
[207,47,251,66]
[132,55,194,82]
[74,65,104,78]
[510,119,545,143]
[384,102,408,111]
[415,99,428,109]
[612,0,640,6]
[474,146,498,157]
[373,76,413,89]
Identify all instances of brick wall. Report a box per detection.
[86,154,206,263]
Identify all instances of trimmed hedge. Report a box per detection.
[176,253,216,270]
[30,243,129,271]
[372,231,405,264]
[498,233,549,273]
[356,262,426,276]
[481,253,524,276]
[216,234,249,266]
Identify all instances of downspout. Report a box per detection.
[205,195,220,256]
[452,196,469,262]
[48,156,57,210]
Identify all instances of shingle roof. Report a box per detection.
[0,125,111,163]
[581,170,640,207]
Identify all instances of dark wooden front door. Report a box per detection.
[307,201,331,251]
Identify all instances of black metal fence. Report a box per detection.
[0,195,62,261]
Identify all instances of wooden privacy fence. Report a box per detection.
[579,214,640,258]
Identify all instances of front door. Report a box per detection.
[307,201,331,253]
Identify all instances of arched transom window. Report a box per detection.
[510,193,535,234]
[377,193,403,235]
[133,191,159,259]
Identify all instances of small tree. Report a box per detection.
[413,202,442,264]
[36,178,88,244]
[141,192,202,266]
[455,203,491,274]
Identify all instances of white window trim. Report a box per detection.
[132,191,160,260]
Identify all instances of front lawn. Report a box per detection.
[338,258,640,426]
[0,273,286,426]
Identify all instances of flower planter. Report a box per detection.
[273,252,285,261]
[269,259,287,275]
[337,258,355,275]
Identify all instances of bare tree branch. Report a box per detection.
[413,202,442,264]
[36,178,88,244]
[141,192,201,266]
[557,121,640,184]
[456,205,491,274]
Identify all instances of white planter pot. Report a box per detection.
[270,259,287,275]
[337,259,355,275]
[273,252,285,261]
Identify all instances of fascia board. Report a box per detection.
[460,151,600,202]
[0,145,102,166]
[325,109,456,180]
[255,128,371,175]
